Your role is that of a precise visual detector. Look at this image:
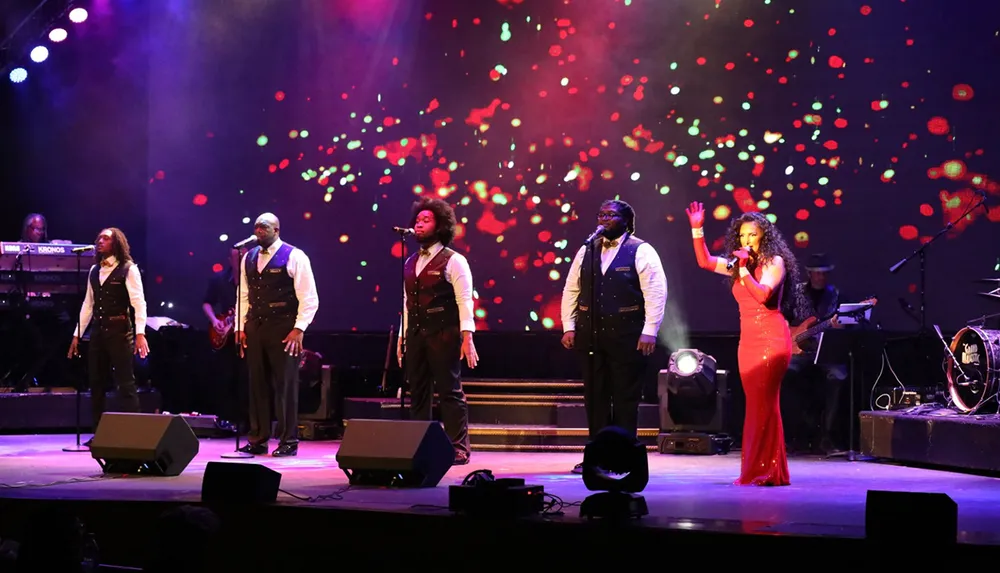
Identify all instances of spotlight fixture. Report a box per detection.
[49,28,68,43]
[579,426,649,520]
[657,349,732,455]
[30,46,50,63]
[9,68,28,83]
[69,8,89,24]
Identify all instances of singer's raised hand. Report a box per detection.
[685,201,705,228]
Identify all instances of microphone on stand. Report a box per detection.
[584,226,605,244]
[392,227,415,235]
[232,235,258,249]
[71,245,95,253]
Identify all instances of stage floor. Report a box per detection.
[1,434,999,545]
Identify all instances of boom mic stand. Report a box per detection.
[222,256,253,459]
[63,249,90,452]
[888,192,986,387]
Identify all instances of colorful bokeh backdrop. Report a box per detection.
[110,0,1000,331]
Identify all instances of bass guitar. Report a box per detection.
[209,308,235,351]
[790,297,877,355]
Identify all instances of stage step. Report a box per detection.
[461,378,584,394]
[469,424,659,451]
[343,397,659,428]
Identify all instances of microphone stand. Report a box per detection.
[63,249,89,452]
[585,233,600,438]
[888,193,985,388]
[395,229,409,419]
[222,257,253,459]
[889,193,986,333]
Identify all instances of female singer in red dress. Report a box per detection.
[685,202,810,486]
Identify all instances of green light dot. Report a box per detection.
[256,135,268,147]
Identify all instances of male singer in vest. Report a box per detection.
[67,228,149,442]
[560,199,667,473]
[397,197,479,465]
[236,213,319,457]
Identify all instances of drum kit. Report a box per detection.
[938,279,1000,415]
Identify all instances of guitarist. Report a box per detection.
[202,246,248,429]
[781,253,849,455]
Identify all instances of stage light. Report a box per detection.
[49,28,68,42]
[579,426,649,520]
[657,349,732,454]
[69,8,89,23]
[9,68,28,83]
[30,46,49,63]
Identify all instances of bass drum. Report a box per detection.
[947,327,1000,413]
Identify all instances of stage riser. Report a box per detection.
[344,398,659,428]
[860,410,1000,474]
[0,391,162,431]
[0,498,934,571]
[470,433,658,449]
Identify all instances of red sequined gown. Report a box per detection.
[731,267,792,486]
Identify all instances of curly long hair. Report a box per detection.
[722,212,811,323]
[95,227,134,266]
[410,197,457,246]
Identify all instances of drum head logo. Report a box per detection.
[961,343,980,366]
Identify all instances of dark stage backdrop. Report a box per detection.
[6,0,1000,337]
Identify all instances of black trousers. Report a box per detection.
[406,326,470,455]
[245,316,299,445]
[88,321,140,430]
[578,331,648,439]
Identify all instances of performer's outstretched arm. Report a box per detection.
[685,201,729,275]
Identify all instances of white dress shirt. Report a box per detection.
[75,256,148,336]
[560,233,668,337]
[401,242,477,336]
[237,238,320,332]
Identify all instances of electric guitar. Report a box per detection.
[790,297,877,355]
[209,308,235,351]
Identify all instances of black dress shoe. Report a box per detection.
[238,442,267,455]
[454,451,470,465]
[83,438,93,448]
[272,443,298,457]
[571,462,583,474]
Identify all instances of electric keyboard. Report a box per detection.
[0,241,93,294]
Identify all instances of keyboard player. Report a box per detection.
[66,228,149,439]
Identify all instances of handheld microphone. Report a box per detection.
[726,246,751,270]
[71,245,95,253]
[392,226,415,235]
[584,226,605,244]
[232,235,258,249]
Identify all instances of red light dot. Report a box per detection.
[695,57,707,65]
[795,209,810,221]
[834,118,848,128]
[828,55,844,68]
[743,19,754,27]
[828,28,837,36]
[192,194,208,206]
[211,263,223,273]
[919,204,934,217]
[275,91,285,101]
[927,116,949,135]
[952,83,974,101]
[860,5,872,15]
[899,225,918,240]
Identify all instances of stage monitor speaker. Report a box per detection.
[201,462,281,504]
[336,419,454,488]
[865,490,957,544]
[89,413,200,476]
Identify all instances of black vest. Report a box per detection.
[404,247,460,336]
[245,242,298,321]
[576,235,646,346]
[89,261,133,326]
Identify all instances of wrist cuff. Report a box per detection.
[691,227,705,239]
[739,267,750,278]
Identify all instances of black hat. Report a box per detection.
[804,253,834,272]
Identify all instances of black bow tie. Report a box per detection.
[419,247,431,256]
[604,239,618,248]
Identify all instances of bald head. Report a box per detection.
[253,212,281,248]
[256,213,280,229]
